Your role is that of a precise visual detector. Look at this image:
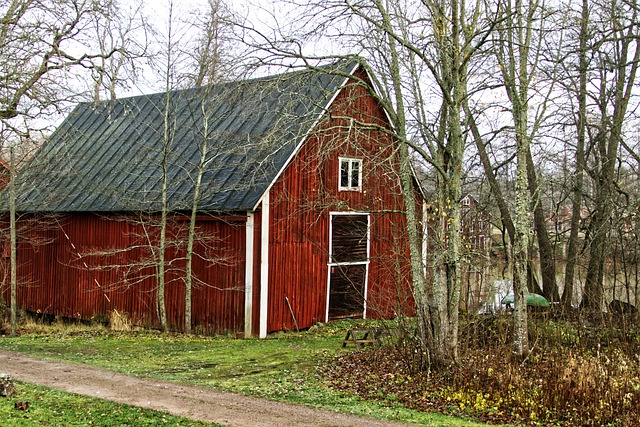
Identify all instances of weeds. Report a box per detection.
[109,309,131,332]
[322,317,640,426]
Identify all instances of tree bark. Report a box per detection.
[562,0,588,309]
[525,148,559,301]
[9,147,17,337]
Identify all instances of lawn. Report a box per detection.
[1,381,223,427]
[0,320,495,427]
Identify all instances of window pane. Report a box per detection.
[351,161,360,188]
[340,160,349,187]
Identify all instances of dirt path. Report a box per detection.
[0,350,418,427]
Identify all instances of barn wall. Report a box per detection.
[267,70,415,332]
[1,213,246,334]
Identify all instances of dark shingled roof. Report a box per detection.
[13,61,358,213]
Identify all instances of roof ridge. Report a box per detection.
[81,58,359,107]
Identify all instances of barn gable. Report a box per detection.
[262,66,415,335]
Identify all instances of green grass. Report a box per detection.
[1,381,222,426]
[0,320,496,426]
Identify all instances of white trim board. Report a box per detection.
[259,191,270,338]
[244,212,254,338]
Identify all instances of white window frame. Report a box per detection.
[327,212,371,266]
[338,157,363,192]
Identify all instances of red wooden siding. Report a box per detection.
[0,213,246,334]
[267,71,415,332]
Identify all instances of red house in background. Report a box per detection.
[1,60,418,337]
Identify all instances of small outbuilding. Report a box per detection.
[1,60,418,337]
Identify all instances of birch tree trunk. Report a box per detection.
[156,2,180,332]
[157,89,170,331]
[9,147,17,337]
[184,98,211,335]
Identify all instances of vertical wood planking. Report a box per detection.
[2,213,246,334]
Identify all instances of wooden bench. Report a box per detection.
[342,327,381,347]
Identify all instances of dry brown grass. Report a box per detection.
[109,309,131,332]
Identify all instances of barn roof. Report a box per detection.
[11,60,358,213]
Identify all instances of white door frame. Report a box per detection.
[325,212,370,321]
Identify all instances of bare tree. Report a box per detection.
[580,0,640,312]
[155,0,240,332]
[0,0,126,335]
[558,0,589,309]
[181,0,238,87]
[90,0,151,101]
[491,0,547,357]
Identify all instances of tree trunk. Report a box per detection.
[513,101,531,357]
[494,0,539,357]
[562,0,588,309]
[380,14,436,367]
[157,23,173,332]
[184,98,210,335]
[443,0,464,362]
[513,111,531,357]
[525,148,559,301]
[582,185,609,311]
[9,147,17,337]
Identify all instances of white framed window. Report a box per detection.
[339,157,362,191]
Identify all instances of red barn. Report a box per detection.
[1,60,418,337]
